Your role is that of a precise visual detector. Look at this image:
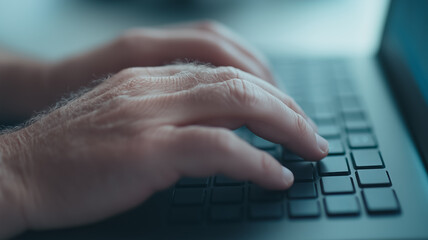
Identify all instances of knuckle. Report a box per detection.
[284,96,297,108]
[113,68,146,87]
[116,67,139,79]
[197,20,223,33]
[260,152,274,175]
[106,94,128,108]
[224,78,258,107]
[295,113,310,136]
[208,129,237,155]
[215,66,241,80]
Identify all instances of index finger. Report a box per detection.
[150,78,328,160]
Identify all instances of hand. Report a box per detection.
[52,20,274,88]
[0,21,275,123]
[0,64,328,238]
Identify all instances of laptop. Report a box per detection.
[15,0,428,239]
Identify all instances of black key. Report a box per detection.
[176,178,209,188]
[249,203,283,220]
[288,200,320,218]
[173,188,205,205]
[321,176,355,194]
[170,206,203,223]
[252,135,276,149]
[324,195,360,216]
[214,175,245,186]
[283,151,304,162]
[328,139,345,155]
[210,205,243,222]
[287,182,317,199]
[249,185,284,202]
[348,133,377,148]
[356,170,391,187]
[318,124,341,138]
[352,150,384,169]
[211,187,244,204]
[345,119,370,131]
[318,156,350,176]
[362,188,400,214]
[285,162,314,181]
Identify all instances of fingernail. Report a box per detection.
[282,166,294,188]
[316,134,329,154]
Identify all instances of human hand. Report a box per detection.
[1,21,274,123]
[0,64,327,238]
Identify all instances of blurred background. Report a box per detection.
[0,0,388,60]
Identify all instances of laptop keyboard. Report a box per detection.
[168,59,401,224]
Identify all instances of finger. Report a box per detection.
[165,21,275,83]
[105,65,316,131]
[156,125,294,190]
[148,79,328,160]
[119,28,271,83]
[208,67,317,131]
[143,65,317,131]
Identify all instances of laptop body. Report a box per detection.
[15,0,428,239]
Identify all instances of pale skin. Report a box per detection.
[0,21,328,239]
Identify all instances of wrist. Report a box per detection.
[0,130,31,238]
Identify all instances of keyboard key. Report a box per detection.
[343,110,365,121]
[211,187,244,204]
[327,138,345,155]
[340,96,360,110]
[176,178,209,188]
[249,185,284,202]
[356,170,391,187]
[214,175,245,186]
[321,176,355,194]
[210,205,243,222]
[342,108,365,120]
[249,203,284,220]
[288,200,320,218]
[362,188,400,214]
[348,133,377,148]
[352,150,384,169]
[283,151,304,162]
[341,105,363,114]
[314,114,336,125]
[252,135,276,149]
[318,124,341,138]
[345,119,370,131]
[324,195,360,216]
[287,182,317,199]
[285,162,314,181]
[318,156,350,176]
[170,206,203,223]
[173,188,205,205]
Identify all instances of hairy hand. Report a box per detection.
[1,21,274,123]
[0,64,328,237]
[46,21,275,109]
